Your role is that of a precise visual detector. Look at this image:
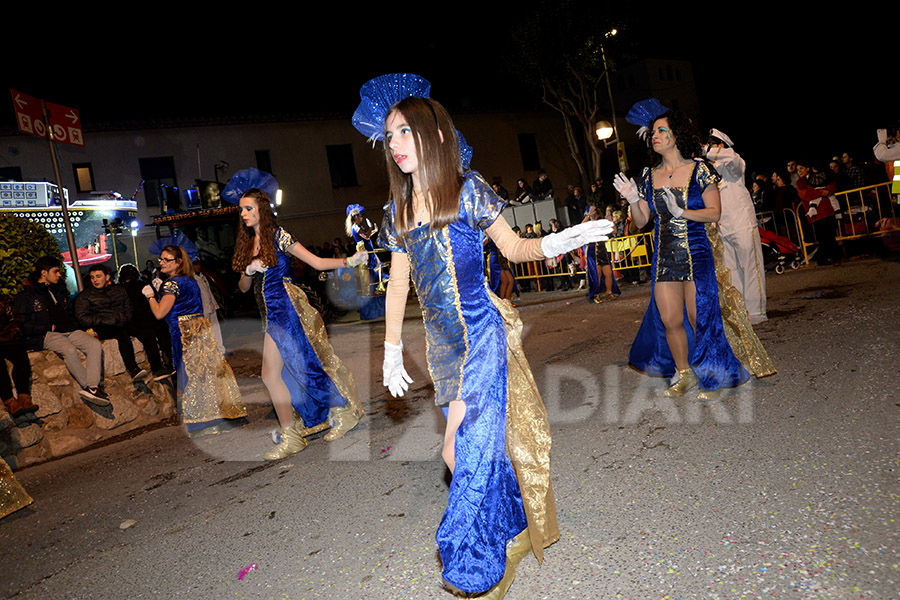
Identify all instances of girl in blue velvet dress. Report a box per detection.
[352,73,613,598]
[230,186,367,460]
[614,106,750,399]
[145,245,247,437]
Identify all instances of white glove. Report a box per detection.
[613,173,641,205]
[661,187,684,218]
[141,285,155,299]
[151,277,163,291]
[807,206,818,219]
[541,220,614,257]
[347,251,368,267]
[383,340,413,397]
[245,259,268,276]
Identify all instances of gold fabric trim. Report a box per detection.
[179,316,248,423]
[0,457,32,519]
[488,291,560,563]
[443,229,470,402]
[707,224,777,378]
[177,312,202,322]
[282,281,363,419]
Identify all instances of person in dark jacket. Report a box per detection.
[0,294,38,418]
[74,264,148,381]
[117,264,172,379]
[14,256,108,405]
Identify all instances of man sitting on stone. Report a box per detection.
[74,264,150,382]
[14,256,108,406]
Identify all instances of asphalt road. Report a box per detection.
[2,255,898,600]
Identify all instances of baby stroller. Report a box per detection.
[759,227,800,274]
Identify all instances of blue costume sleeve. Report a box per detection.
[162,279,180,297]
[460,172,504,231]
[275,227,297,254]
[377,201,406,253]
[695,160,722,191]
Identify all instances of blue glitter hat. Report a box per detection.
[221,168,279,205]
[352,73,431,143]
[625,99,670,128]
[352,73,473,167]
[346,203,365,217]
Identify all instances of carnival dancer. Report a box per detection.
[613,100,772,400]
[583,206,621,303]
[144,245,247,437]
[346,204,384,294]
[704,129,767,323]
[352,73,614,598]
[226,169,367,460]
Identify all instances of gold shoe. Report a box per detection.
[264,425,309,460]
[477,528,532,599]
[324,405,360,441]
[697,388,720,401]
[664,368,698,397]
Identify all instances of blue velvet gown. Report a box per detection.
[629,160,750,391]
[163,275,246,431]
[380,172,557,595]
[251,228,360,429]
[585,240,621,301]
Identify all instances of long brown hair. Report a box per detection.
[162,245,194,278]
[232,188,278,273]
[383,96,464,240]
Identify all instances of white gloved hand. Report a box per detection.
[245,259,268,276]
[383,341,413,397]
[541,220,614,257]
[347,251,368,267]
[142,285,155,299]
[151,277,163,291]
[807,206,818,219]
[661,187,684,218]
[613,173,641,205]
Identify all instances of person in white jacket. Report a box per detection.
[705,129,767,324]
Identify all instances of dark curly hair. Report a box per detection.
[646,110,704,168]
[232,188,279,274]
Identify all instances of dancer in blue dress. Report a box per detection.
[228,170,367,460]
[353,73,613,598]
[583,207,622,303]
[145,245,247,436]
[346,204,384,294]
[614,101,753,399]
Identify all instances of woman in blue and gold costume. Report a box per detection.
[613,100,774,400]
[352,73,613,598]
[144,245,247,437]
[228,170,366,460]
[583,206,621,303]
[346,204,384,294]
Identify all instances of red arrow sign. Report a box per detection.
[10,89,85,147]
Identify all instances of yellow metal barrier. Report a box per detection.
[793,181,897,264]
[485,231,654,290]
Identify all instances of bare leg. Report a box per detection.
[442,400,466,473]
[261,333,295,428]
[654,282,690,371]
[601,264,614,294]
[499,271,514,300]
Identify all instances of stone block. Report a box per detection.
[67,404,94,429]
[93,395,140,430]
[41,412,69,433]
[9,424,42,450]
[33,383,62,418]
[15,444,45,467]
[44,434,88,457]
[43,364,69,380]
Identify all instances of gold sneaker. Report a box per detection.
[324,406,360,441]
[664,368,698,397]
[264,425,309,460]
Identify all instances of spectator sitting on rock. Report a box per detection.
[14,257,108,406]
[75,263,150,383]
[0,294,37,419]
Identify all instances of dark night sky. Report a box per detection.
[3,5,891,176]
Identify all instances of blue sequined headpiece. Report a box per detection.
[346,203,365,217]
[221,168,279,205]
[625,98,670,128]
[352,73,473,169]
